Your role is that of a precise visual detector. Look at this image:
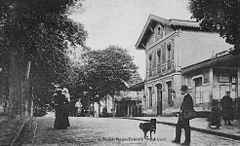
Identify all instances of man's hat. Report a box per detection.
[56,89,62,94]
[180,85,188,91]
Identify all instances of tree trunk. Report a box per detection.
[112,94,115,117]
[98,100,100,117]
[8,48,20,117]
[24,61,31,116]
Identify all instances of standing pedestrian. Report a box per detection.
[172,85,193,146]
[208,99,221,129]
[75,98,82,116]
[220,91,234,125]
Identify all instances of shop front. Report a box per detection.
[182,52,240,114]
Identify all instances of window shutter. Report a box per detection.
[153,50,156,68]
[162,43,166,63]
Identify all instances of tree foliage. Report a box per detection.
[0,0,88,113]
[188,0,240,54]
[79,46,139,100]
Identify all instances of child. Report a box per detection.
[75,98,82,116]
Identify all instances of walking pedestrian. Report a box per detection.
[220,91,234,125]
[53,89,70,129]
[172,85,193,146]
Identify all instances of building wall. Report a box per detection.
[184,68,237,111]
[143,25,182,115]
[144,73,185,115]
[105,95,113,113]
[145,33,177,79]
[185,69,211,111]
[143,26,232,115]
[212,68,237,100]
[176,31,232,68]
[146,24,175,48]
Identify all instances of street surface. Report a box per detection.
[18,113,240,146]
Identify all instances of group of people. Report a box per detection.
[52,88,71,129]
[52,87,85,129]
[51,84,234,145]
[172,85,235,145]
[208,91,234,129]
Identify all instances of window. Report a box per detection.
[148,87,152,107]
[194,77,203,104]
[148,54,152,76]
[162,44,166,63]
[152,50,156,68]
[157,50,161,64]
[167,42,174,61]
[219,74,230,83]
[157,25,164,38]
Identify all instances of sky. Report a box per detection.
[70,0,192,79]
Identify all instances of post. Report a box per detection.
[209,68,214,109]
[237,67,240,131]
[26,61,31,80]
[112,95,115,117]
[25,61,31,116]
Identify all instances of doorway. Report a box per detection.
[166,81,173,107]
[156,84,162,115]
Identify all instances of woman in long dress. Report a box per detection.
[53,89,70,129]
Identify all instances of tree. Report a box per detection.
[82,46,138,96]
[79,46,139,115]
[188,0,240,54]
[128,72,143,86]
[0,0,87,117]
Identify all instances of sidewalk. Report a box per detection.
[123,116,240,140]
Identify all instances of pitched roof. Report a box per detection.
[181,49,240,75]
[169,19,199,28]
[135,14,200,50]
[129,81,144,91]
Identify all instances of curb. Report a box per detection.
[122,117,240,141]
[11,117,31,146]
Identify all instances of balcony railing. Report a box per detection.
[167,60,174,70]
[147,60,174,77]
[149,70,152,76]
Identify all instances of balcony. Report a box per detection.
[157,65,161,73]
[149,70,152,76]
[147,61,174,77]
[167,60,174,70]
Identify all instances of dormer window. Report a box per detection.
[155,24,164,42]
[157,50,161,64]
[157,25,163,38]
[157,27,161,35]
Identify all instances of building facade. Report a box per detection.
[182,51,240,112]
[115,82,144,117]
[135,14,235,116]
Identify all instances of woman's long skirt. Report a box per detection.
[54,106,70,129]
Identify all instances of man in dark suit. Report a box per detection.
[172,85,193,145]
[220,91,234,125]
